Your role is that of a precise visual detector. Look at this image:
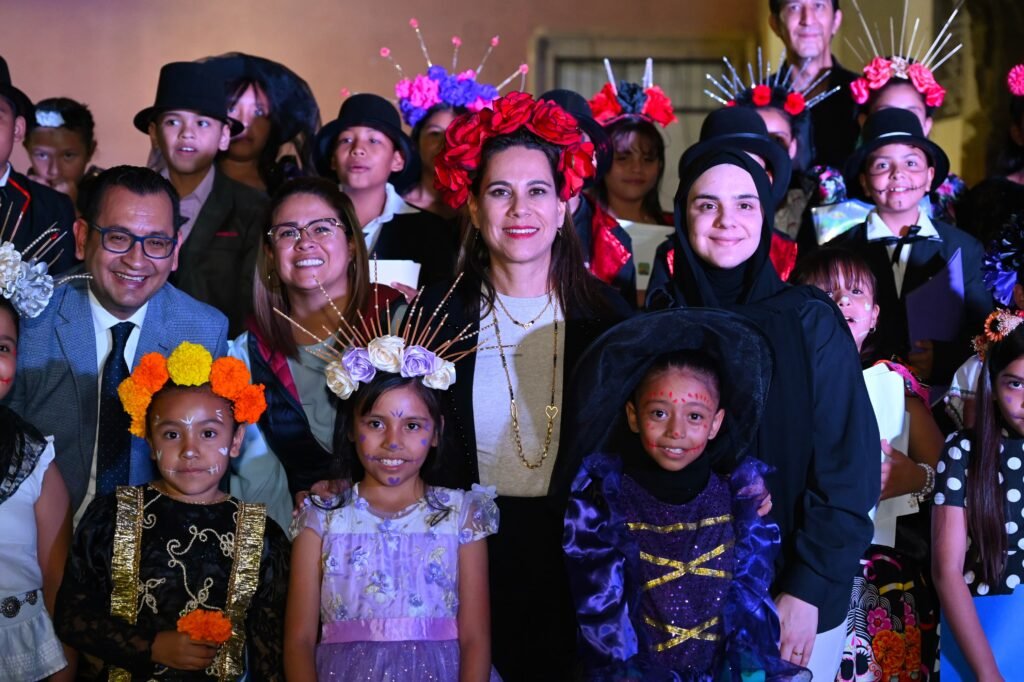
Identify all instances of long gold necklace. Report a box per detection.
[491,301,559,470]
[493,291,554,329]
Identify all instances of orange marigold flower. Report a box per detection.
[210,356,251,401]
[233,383,267,424]
[117,376,154,439]
[132,353,170,394]
[177,608,232,644]
[872,629,906,677]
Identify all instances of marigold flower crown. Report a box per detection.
[972,309,1024,362]
[703,48,840,117]
[0,196,83,319]
[380,18,528,127]
[588,58,677,128]
[274,272,482,400]
[433,91,596,210]
[845,0,962,109]
[117,341,267,438]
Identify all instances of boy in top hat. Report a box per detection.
[0,56,77,274]
[314,93,454,287]
[826,108,991,385]
[135,60,268,336]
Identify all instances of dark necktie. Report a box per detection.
[96,322,134,495]
[874,224,926,264]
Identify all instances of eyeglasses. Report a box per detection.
[266,217,346,245]
[89,224,177,259]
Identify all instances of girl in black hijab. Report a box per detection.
[648,147,880,682]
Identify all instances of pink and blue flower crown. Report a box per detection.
[380,19,528,128]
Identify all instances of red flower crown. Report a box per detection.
[850,57,946,108]
[1009,65,1024,97]
[705,49,839,118]
[433,91,596,210]
[588,82,677,127]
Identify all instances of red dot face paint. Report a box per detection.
[631,367,722,473]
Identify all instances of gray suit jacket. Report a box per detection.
[4,278,229,512]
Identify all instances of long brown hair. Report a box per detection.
[458,128,612,319]
[252,177,370,357]
[969,326,1024,584]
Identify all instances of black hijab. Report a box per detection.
[670,148,784,308]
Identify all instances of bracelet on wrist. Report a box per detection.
[913,462,936,503]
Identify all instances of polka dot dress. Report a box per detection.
[935,431,1024,596]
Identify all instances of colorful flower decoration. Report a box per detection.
[983,213,1024,306]
[704,48,839,117]
[846,3,962,109]
[0,205,72,319]
[379,20,527,127]
[972,309,1024,361]
[117,342,267,438]
[588,58,677,127]
[177,608,233,645]
[433,92,595,209]
[1008,64,1024,97]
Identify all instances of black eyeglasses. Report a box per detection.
[89,223,177,259]
[266,218,346,245]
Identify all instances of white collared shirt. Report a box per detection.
[0,162,11,187]
[865,209,941,296]
[357,182,419,254]
[73,291,150,525]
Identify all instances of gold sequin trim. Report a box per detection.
[216,501,267,679]
[108,486,144,682]
[638,541,734,590]
[644,614,720,651]
[627,513,732,534]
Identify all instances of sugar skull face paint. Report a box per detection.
[147,387,244,503]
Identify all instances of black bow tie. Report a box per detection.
[873,225,928,264]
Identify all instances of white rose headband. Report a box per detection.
[274,272,482,399]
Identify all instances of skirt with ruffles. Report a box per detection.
[316,640,501,681]
[0,595,67,682]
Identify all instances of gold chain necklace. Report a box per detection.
[491,302,559,470]
[493,291,554,329]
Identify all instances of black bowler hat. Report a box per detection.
[313,93,417,188]
[133,61,243,135]
[843,108,949,197]
[678,107,792,208]
[540,88,613,180]
[0,56,34,121]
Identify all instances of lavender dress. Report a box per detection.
[296,484,501,681]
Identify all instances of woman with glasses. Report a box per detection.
[226,177,402,528]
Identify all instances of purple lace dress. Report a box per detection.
[296,484,501,681]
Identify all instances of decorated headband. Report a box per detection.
[117,341,267,438]
[1008,65,1024,97]
[380,18,528,127]
[274,273,481,400]
[433,91,596,209]
[704,48,840,116]
[588,58,676,127]
[972,309,1024,362]
[0,199,79,319]
[845,0,962,108]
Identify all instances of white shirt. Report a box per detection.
[73,290,149,525]
[0,161,11,187]
[865,209,940,297]
[358,182,419,254]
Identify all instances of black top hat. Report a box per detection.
[568,307,773,466]
[0,56,34,122]
[678,107,792,208]
[540,89,613,180]
[313,93,417,188]
[843,108,949,196]
[133,61,243,136]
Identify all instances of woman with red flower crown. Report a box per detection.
[419,91,632,681]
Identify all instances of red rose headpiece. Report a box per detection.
[587,58,677,128]
[1008,65,1024,98]
[433,92,596,210]
[846,1,962,110]
[704,48,840,117]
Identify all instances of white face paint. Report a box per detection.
[155,450,163,461]
[184,450,197,459]
[218,447,229,457]
[215,409,224,420]
[206,464,220,475]
[182,414,195,429]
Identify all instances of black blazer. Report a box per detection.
[171,169,268,337]
[827,218,993,384]
[2,169,77,274]
[417,277,632,499]
[370,210,457,287]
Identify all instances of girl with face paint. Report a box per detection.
[792,248,945,677]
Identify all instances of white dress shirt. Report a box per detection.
[357,182,419,254]
[864,209,941,297]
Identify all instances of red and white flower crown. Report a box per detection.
[588,58,677,128]
[433,92,596,209]
[846,0,962,109]
[704,48,839,116]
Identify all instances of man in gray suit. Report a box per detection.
[4,165,230,522]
